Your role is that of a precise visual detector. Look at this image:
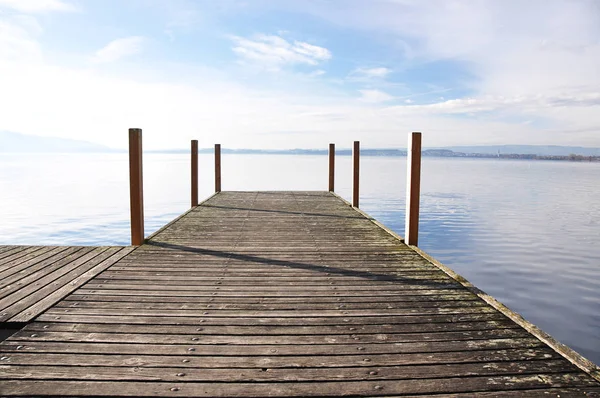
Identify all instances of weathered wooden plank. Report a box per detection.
[54,299,485,310]
[0,338,544,356]
[0,246,60,272]
[72,286,466,296]
[0,245,18,256]
[0,347,562,368]
[1,374,596,396]
[23,320,521,335]
[8,328,529,345]
[0,360,575,382]
[405,389,600,397]
[0,247,91,295]
[63,292,478,303]
[8,247,135,322]
[42,306,498,318]
[34,312,509,325]
[0,247,123,322]
[0,246,36,264]
[95,273,453,283]
[79,283,460,292]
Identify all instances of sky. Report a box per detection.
[0,0,599,150]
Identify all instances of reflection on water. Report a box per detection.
[1,153,599,364]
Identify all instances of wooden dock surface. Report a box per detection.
[0,246,133,323]
[1,191,599,396]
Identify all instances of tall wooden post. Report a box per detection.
[191,140,198,207]
[328,143,335,192]
[128,128,144,246]
[405,132,422,246]
[352,141,360,207]
[214,144,221,193]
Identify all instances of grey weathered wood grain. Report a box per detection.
[1,374,598,397]
[0,247,132,322]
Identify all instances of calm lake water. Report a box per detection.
[1,153,599,364]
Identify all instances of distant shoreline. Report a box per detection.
[146,148,600,162]
[2,148,599,161]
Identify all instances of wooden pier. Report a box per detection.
[1,130,599,396]
[1,191,599,396]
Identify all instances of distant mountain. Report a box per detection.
[148,148,408,156]
[2,131,598,157]
[151,145,600,157]
[440,145,600,157]
[0,131,113,153]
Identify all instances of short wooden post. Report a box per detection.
[328,143,335,192]
[352,141,360,207]
[405,132,422,246]
[214,144,221,193]
[191,140,198,207]
[128,128,144,246]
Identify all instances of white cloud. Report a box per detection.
[351,67,391,79]
[0,1,599,150]
[0,0,75,13]
[231,34,331,70]
[358,89,395,103]
[284,0,600,145]
[92,36,145,64]
[0,15,43,62]
[399,92,600,115]
[1,55,598,150]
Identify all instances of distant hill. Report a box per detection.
[440,145,600,156]
[1,131,598,157]
[148,148,407,156]
[0,131,113,153]
[151,146,600,157]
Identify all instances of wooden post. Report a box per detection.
[214,144,221,193]
[405,132,422,246]
[191,140,198,207]
[328,143,335,192]
[128,128,144,246]
[352,141,360,207]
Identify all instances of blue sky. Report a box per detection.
[0,0,599,149]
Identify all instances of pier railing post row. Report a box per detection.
[191,140,198,207]
[328,143,335,192]
[214,144,221,193]
[405,132,422,246]
[352,141,360,207]
[128,128,144,246]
